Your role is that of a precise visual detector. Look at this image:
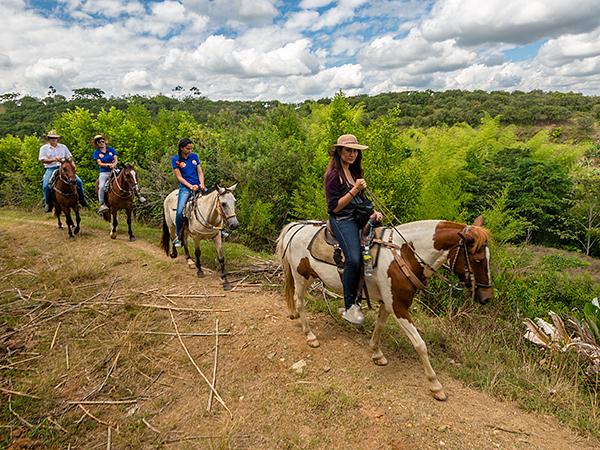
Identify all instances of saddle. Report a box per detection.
[308,222,387,269]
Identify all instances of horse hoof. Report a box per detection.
[170,252,177,259]
[68,236,74,241]
[197,271,205,278]
[432,390,448,402]
[129,236,136,241]
[222,282,232,290]
[289,313,300,320]
[110,234,116,240]
[74,227,80,235]
[373,355,388,366]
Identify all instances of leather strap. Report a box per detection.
[391,248,427,290]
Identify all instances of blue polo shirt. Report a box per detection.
[171,153,201,187]
[93,148,118,173]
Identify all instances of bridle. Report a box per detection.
[54,161,77,197]
[447,226,492,300]
[191,189,237,230]
[110,168,138,199]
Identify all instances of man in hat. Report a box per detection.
[39,130,88,212]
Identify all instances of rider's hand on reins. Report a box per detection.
[355,178,367,191]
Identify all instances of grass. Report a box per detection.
[300,245,600,440]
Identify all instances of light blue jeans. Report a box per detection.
[42,167,85,206]
[98,172,111,204]
[175,186,193,238]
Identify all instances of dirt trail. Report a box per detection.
[1,214,598,449]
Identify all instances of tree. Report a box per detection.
[72,87,105,100]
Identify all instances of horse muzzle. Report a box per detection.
[227,217,239,230]
[475,286,493,305]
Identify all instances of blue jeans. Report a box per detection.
[175,186,193,238]
[42,167,85,206]
[329,215,362,310]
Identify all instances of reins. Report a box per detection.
[54,163,77,197]
[365,188,476,292]
[189,190,236,231]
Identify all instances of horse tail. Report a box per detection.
[277,223,298,316]
[160,214,171,256]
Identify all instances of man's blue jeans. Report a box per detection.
[175,186,193,238]
[42,167,85,206]
[329,215,362,310]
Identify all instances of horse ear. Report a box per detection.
[473,215,484,227]
[218,185,226,195]
[228,183,237,192]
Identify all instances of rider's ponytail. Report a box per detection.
[177,138,193,163]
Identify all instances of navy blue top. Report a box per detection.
[171,153,201,187]
[93,148,118,173]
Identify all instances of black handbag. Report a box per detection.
[352,195,374,228]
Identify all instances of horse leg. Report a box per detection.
[110,209,118,239]
[291,272,319,347]
[193,238,204,278]
[73,206,81,235]
[182,234,195,269]
[370,304,390,366]
[55,205,63,229]
[213,234,231,290]
[392,312,447,401]
[65,208,74,240]
[127,207,135,241]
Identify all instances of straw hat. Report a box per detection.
[92,134,108,146]
[44,130,62,140]
[329,134,368,155]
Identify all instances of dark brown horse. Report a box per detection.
[100,164,144,241]
[52,158,81,240]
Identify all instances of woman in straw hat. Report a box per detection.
[92,134,118,213]
[38,130,88,212]
[324,134,382,325]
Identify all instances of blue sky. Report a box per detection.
[1,0,600,101]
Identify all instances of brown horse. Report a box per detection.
[52,158,81,240]
[100,164,144,241]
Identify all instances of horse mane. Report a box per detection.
[467,225,491,252]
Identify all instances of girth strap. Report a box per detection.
[391,248,427,291]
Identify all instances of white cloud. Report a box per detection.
[310,0,368,31]
[360,30,476,74]
[331,37,362,57]
[300,0,334,8]
[294,64,364,95]
[122,70,153,90]
[25,58,81,86]
[421,0,600,45]
[537,27,600,67]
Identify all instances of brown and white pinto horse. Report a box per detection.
[100,164,144,241]
[52,158,81,240]
[277,217,492,401]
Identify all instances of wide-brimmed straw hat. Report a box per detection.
[91,134,107,146]
[44,130,62,140]
[329,134,368,155]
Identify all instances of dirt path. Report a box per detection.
[1,214,598,449]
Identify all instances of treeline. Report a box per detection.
[2,89,600,139]
[0,92,598,256]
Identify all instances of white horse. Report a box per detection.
[276,217,492,401]
[161,185,238,290]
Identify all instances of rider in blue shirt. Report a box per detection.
[171,138,206,247]
[92,135,118,213]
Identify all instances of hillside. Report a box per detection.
[1,212,599,449]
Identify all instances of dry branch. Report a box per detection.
[142,418,161,434]
[77,404,113,427]
[168,309,232,418]
[50,321,61,350]
[139,303,230,313]
[207,319,220,412]
[0,387,40,399]
[68,399,139,405]
[8,395,33,428]
[117,331,231,337]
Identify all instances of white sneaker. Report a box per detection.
[341,304,364,325]
[173,238,182,248]
[98,204,109,213]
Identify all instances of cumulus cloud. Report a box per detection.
[122,70,153,90]
[310,0,368,31]
[25,58,81,85]
[421,0,600,45]
[294,64,364,95]
[360,29,476,74]
[537,27,600,66]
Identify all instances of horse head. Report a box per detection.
[452,216,493,304]
[121,164,141,195]
[217,184,239,229]
[435,216,493,304]
[59,158,77,184]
